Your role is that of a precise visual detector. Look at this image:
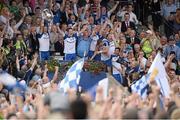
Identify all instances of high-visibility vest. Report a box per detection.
[142,39,153,56]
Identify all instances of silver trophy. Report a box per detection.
[42,9,54,22]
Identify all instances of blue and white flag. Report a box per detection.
[0,71,27,92]
[79,71,108,100]
[131,74,150,99]
[58,58,84,93]
[0,71,16,86]
[148,52,170,97]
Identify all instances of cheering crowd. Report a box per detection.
[0,0,180,119]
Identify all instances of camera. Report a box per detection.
[170,51,176,55]
[116,57,129,66]
[170,51,178,64]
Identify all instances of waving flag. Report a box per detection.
[131,74,150,99]
[79,71,108,100]
[0,70,27,92]
[0,71,16,86]
[148,52,170,97]
[58,58,84,93]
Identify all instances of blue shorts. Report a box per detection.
[112,74,123,84]
[102,59,112,67]
[65,53,76,61]
[40,51,50,61]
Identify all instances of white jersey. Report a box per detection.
[38,33,50,51]
[90,35,99,51]
[64,34,77,54]
[111,56,121,74]
[109,41,115,55]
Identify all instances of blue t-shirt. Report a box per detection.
[77,36,92,57]
[176,41,180,48]
[53,10,62,24]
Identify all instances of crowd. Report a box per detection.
[0,0,180,119]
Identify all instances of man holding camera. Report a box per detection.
[164,35,180,61]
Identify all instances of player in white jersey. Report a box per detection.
[63,28,78,61]
[37,26,50,61]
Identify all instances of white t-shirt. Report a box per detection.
[90,35,99,51]
[64,35,77,54]
[109,41,115,55]
[38,33,50,51]
[112,56,122,74]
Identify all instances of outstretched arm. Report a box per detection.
[60,0,66,12]
[14,11,26,30]
[30,53,38,71]
[51,66,59,83]
[108,1,119,17]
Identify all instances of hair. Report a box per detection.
[115,47,120,51]
[167,101,177,116]
[67,27,73,32]
[35,7,41,10]
[154,111,169,119]
[10,0,16,6]
[70,98,88,119]
[16,33,22,37]
[176,8,180,12]
[6,113,17,119]
[171,108,180,119]
[123,108,139,119]
[124,12,130,16]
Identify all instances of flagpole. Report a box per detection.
[76,51,86,97]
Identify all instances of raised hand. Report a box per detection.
[86,0,89,4]
[54,66,59,71]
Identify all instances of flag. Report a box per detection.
[0,70,16,86]
[79,71,108,100]
[58,58,84,93]
[0,70,27,92]
[148,52,170,97]
[131,74,150,99]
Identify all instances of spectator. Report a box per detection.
[161,0,177,37]
[175,33,180,47]
[160,36,168,50]
[77,28,91,58]
[0,0,180,119]
[54,33,64,56]
[121,13,135,33]
[141,30,153,58]
[163,35,180,61]
[117,4,139,25]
